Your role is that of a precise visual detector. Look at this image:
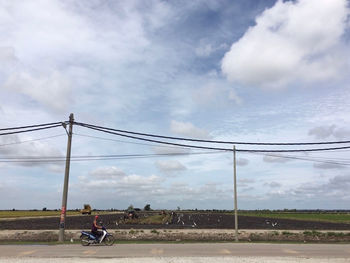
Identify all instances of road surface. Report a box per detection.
[0,243,350,262]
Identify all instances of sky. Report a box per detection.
[0,0,350,210]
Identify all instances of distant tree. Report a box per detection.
[127,204,134,211]
[12,208,15,211]
[177,206,180,211]
[144,204,151,211]
[42,207,47,211]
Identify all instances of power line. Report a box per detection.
[75,122,233,151]
[74,133,194,150]
[0,151,223,159]
[0,151,225,162]
[249,152,350,166]
[0,124,63,136]
[239,146,350,153]
[0,134,66,147]
[0,122,65,131]
[74,122,350,153]
[3,151,349,166]
[74,121,350,146]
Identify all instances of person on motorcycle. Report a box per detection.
[91,215,103,241]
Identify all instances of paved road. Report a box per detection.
[0,243,350,259]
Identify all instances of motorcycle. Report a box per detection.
[80,226,114,246]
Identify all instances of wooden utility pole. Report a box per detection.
[58,113,74,242]
[233,145,238,242]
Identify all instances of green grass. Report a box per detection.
[0,210,81,219]
[238,211,350,224]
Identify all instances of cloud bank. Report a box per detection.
[222,0,349,89]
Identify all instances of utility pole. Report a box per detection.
[233,145,238,242]
[58,113,74,242]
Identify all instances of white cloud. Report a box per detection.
[195,39,228,57]
[151,147,191,156]
[264,181,282,188]
[89,166,126,179]
[0,46,17,66]
[221,0,349,89]
[228,90,242,105]
[75,165,232,208]
[313,162,346,170]
[192,83,220,105]
[0,134,63,167]
[241,174,350,209]
[308,125,337,139]
[290,175,350,199]
[0,1,150,64]
[0,1,349,210]
[0,0,157,114]
[195,43,215,57]
[155,160,187,174]
[238,178,255,188]
[170,120,212,139]
[263,155,292,163]
[309,125,350,140]
[83,166,163,189]
[237,158,249,166]
[192,83,242,107]
[239,178,255,184]
[165,182,230,201]
[4,71,72,112]
[79,171,163,192]
[47,164,65,174]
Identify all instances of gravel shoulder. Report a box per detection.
[1,229,350,243]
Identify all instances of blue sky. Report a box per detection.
[0,0,350,210]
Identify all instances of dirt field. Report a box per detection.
[1,212,350,230]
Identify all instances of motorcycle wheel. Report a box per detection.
[80,235,90,246]
[104,235,114,246]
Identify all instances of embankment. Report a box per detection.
[1,229,350,243]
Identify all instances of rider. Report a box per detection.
[91,215,103,241]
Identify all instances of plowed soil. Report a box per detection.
[1,212,349,230]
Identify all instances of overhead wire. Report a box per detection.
[74,121,350,146]
[0,122,65,131]
[239,145,350,153]
[0,151,226,163]
[247,152,350,166]
[75,122,233,151]
[1,120,350,162]
[0,124,64,136]
[74,122,350,153]
[74,133,193,150]
[0,134,66,147]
